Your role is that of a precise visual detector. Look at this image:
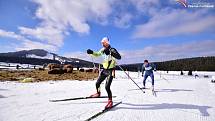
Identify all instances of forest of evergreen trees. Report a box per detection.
[118,57,215,72]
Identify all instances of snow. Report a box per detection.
[26,54,53,60]
[0,62,43,70]
[212,76,215,80]
[0,71,215,121]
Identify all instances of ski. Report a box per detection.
[50,96,116,102]
[127,87,145,93]
[140,87,157,97]
[151,90,157,97]
[85,101,122,121]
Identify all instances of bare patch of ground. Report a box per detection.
[0,70,98,82]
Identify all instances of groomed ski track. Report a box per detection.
[0,71,215,121]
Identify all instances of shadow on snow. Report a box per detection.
[114,102,212,116]
[128,88,193,93]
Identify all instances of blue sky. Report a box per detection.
[0,0,215,64]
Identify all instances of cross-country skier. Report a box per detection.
[87,37,121,109]
[141,60,156,91]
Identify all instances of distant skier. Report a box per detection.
[87,37,121,109]
[141,60,156,91]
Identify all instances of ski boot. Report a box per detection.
[90,92,100,98]
[105,99,113,109]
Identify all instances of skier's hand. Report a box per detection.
[154,69,156,72]
[87,49,93,54]
[141,74,143,77]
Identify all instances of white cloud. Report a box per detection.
[120,40,215,64]
[18,0,113,49]
[111,0,160,29]
[1,0,116,52]
[114,13,133,28]
[129,0,159,11]
[16,40,58,51]
[0,29,26,41]
[132,9,215,38]
[19,26,64,47]
[0,29,57,52]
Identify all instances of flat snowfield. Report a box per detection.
[1,71,215,121]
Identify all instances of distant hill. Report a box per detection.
[118,57,215,71]
[0,49,98,68]
[0,49,48,58]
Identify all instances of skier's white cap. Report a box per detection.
[101,37,109,44]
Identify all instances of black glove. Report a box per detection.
[110,48,121,60]
[87,49,93,54]
[142,74,143,77]
[103,48,110,55]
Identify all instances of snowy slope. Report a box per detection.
[26,53,53,60]
[0,71,215,121]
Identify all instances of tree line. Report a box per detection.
[118,57,215,72]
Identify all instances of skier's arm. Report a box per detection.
[87,49,103,57]
[110,48,121,60]
[148,63,156,71]
[92,50,103,57]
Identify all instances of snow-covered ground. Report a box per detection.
[0,71,215,121]
[0,62,43,70]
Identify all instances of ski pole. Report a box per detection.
[91,56,96,69]
[155,71,170,83]
[117,65,145,94]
